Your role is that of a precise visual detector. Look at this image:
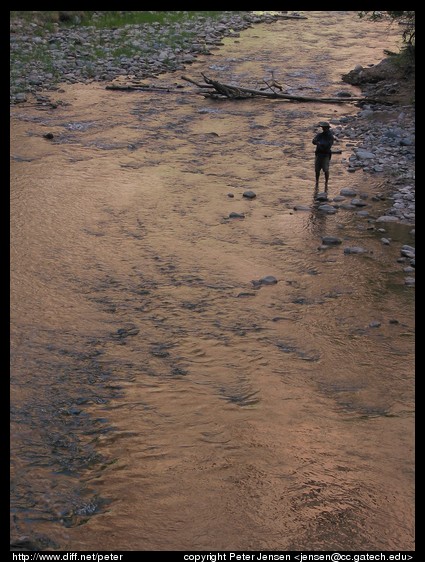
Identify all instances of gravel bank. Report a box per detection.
[10,11,280,102]
[329,104,415,225]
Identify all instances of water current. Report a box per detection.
[10,11,414,551]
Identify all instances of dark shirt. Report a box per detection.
[312,130,334,156]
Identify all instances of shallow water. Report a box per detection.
[10,11,414,551]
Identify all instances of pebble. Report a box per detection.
[252,275,278,289]
[321,236,342,246]
[343,247,367,254]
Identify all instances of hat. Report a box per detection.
[319,121,330,128]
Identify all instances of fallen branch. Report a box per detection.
[180,75,214,88]
[275,13,308,20]
[106,83,175,92]
[183,73,389,104]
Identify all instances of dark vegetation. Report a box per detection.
[10,11,231,30]
[342,11,415,106]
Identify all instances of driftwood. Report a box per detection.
[104,73,390,105]
[105,83,179,93]
[274,13,308,20]
[181,73,387,104]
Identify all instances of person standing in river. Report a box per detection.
[312,121,335,190]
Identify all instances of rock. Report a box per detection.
[343,246,367,254]
[15,92,28,103]
[400,249,415,259]
[243,190,256,199]
[351,198,368,207]
[293,205,311,211]
[355,149,375,159]
[321,236,342,245]
[317,204,337,214]
[113,324,139,338]
[251,275,278,289]
[340,188,357,196]
[401,244,415,254]
[315,192,328,201]
[260,275,278,285]
[376,215,400,222]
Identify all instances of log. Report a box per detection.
[105,74,391,106]
[183,73,390,104]
[180,75,214,88]
[274,14,308,20]
[106,84,175,92]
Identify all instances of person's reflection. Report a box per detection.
[305,184,330,237]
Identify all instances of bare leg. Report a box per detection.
[324,171,329,190]
[315,156,320,188]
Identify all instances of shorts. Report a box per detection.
[315,154,331,174]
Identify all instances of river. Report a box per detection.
[10,11,414,552]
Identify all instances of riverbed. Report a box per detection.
[10,11,415,551]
